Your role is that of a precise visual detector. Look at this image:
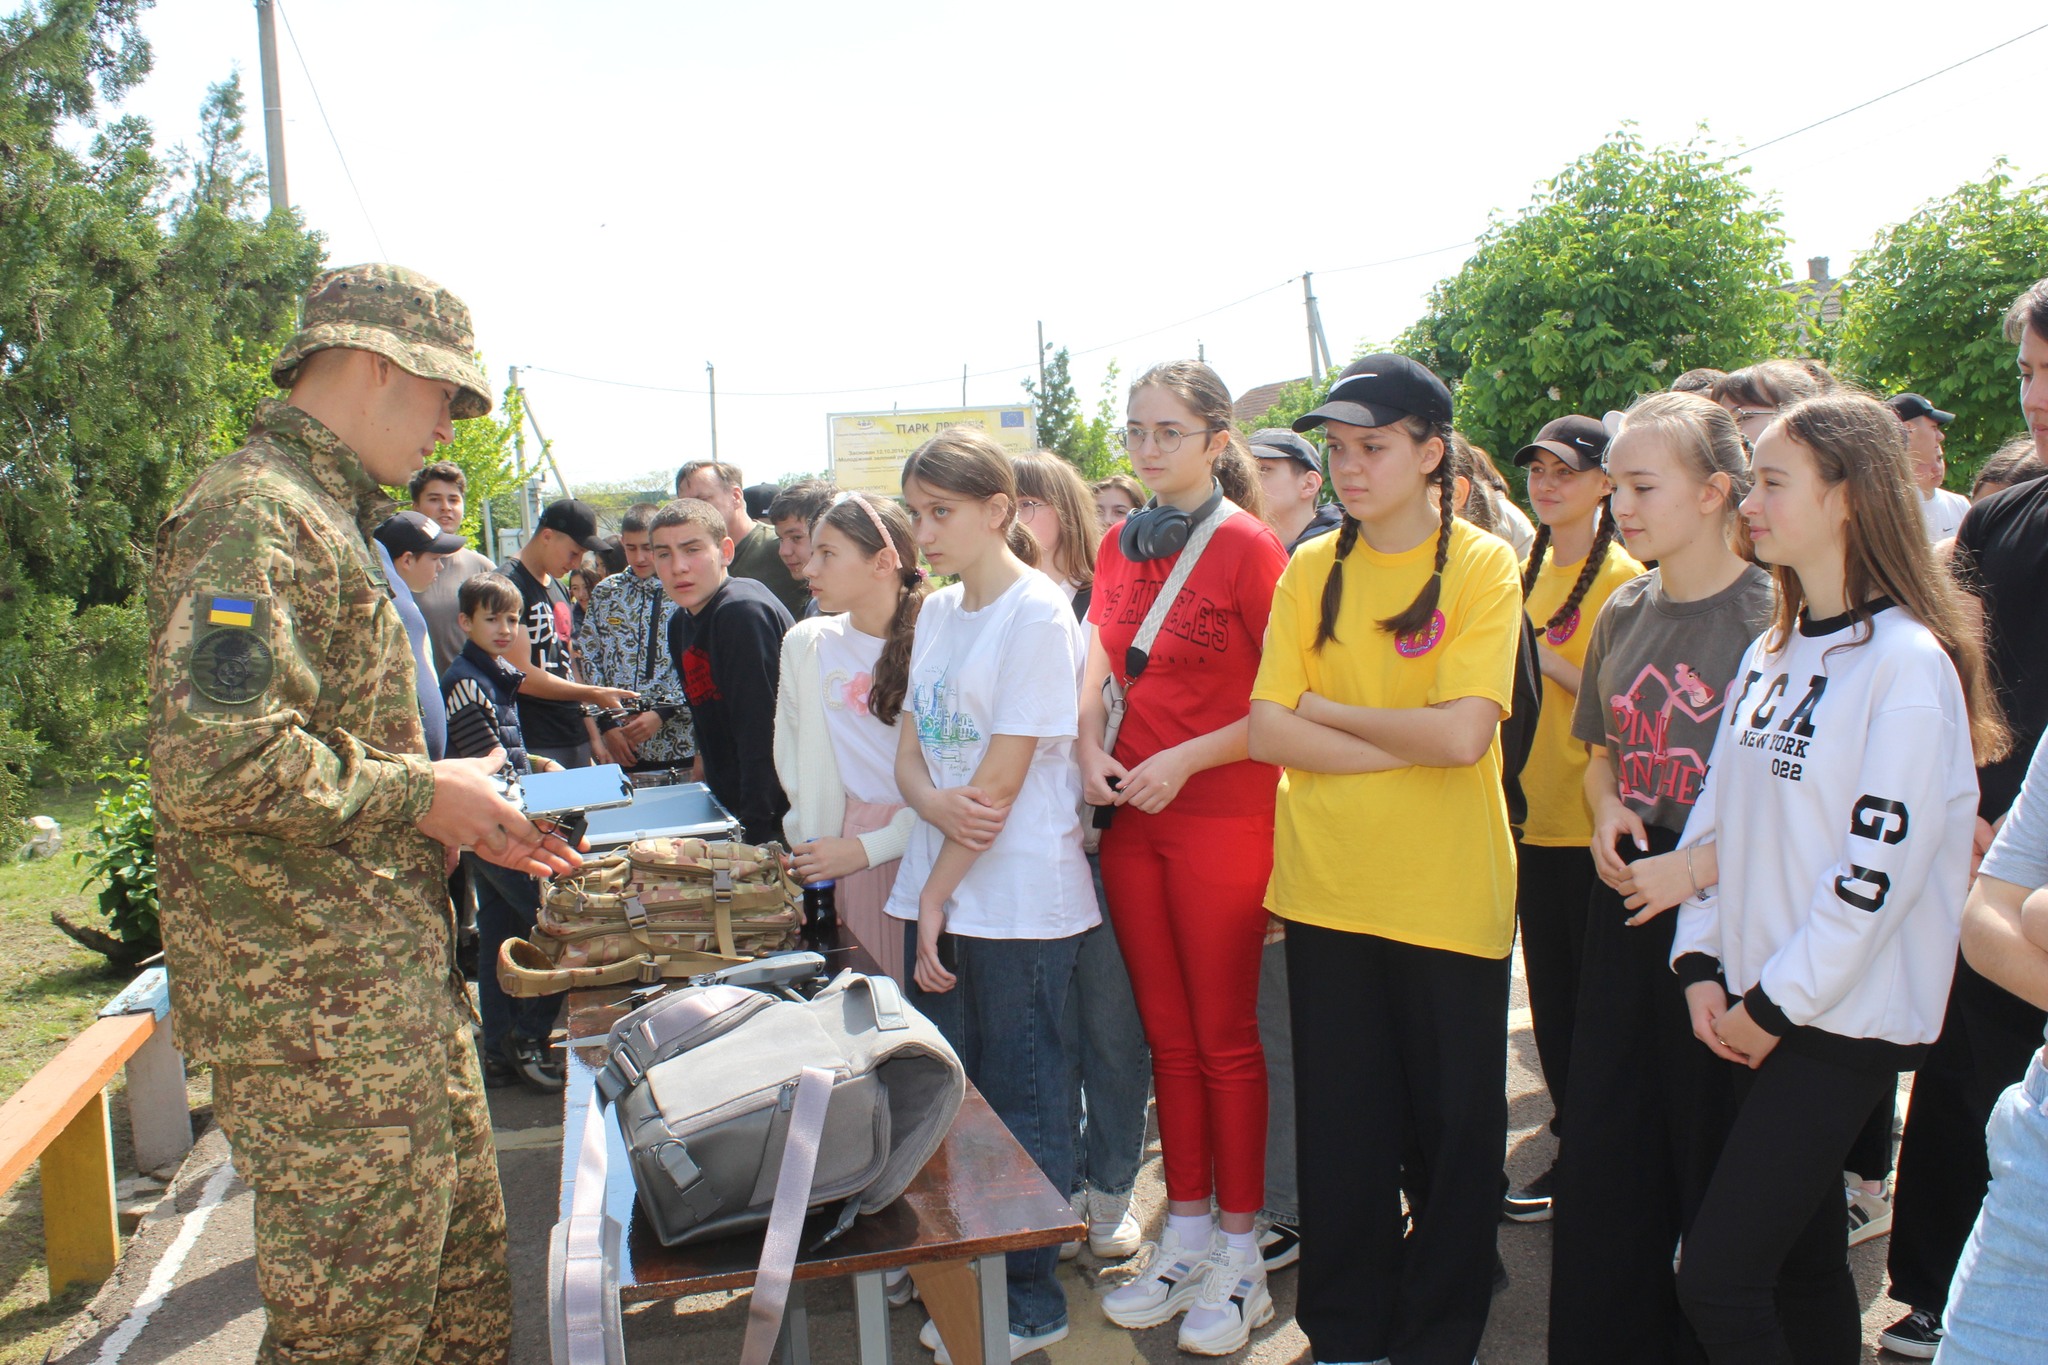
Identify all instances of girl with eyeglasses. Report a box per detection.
[1710,361,1833,449]
[1630,394,2005,1363]
[1248,356,1524,1365]
[1082,361,1290,1354]
[1012,451,1102,616]
[1012,448,1154,1266]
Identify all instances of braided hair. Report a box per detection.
[814,492,926,726]
[1313,416,1456,649]
[1521,498,1620,637]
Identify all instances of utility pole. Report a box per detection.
[1303,272,1333,382]
[1036,320,1045,396]
[254,0,289,214]
[1198,339,1205,363]
[706,362,718,460]
[962,363,968,408]
[508,365,531,540]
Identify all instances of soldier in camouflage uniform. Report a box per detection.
[149,263,580,1364]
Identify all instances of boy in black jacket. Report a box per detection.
[650,498,794,844]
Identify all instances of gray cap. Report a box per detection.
[1249,428,1322,471]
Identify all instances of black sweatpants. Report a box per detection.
[1887,956,2048,1311]
[1844,1085,1896,1183]
[1678,1039,1892,1365]
[1517,842,1597,1136]
[1286,922,1509,1365]
[1549,828,1733,1365]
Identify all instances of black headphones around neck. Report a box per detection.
[1119,479,1225,562]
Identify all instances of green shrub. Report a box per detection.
[74,756,158,954]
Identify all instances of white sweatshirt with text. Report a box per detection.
[1671,603,1978,1062]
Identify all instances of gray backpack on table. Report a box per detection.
[553,968,965,1365]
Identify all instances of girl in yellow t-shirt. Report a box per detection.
[1248,356,1523,1365]
[1506,415,1644,1220]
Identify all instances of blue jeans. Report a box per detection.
[1258,937,1298,1226]
[1940,1046,2048,1364]
[1060,855,1151,1202]
[905,921,1080,1338]
[467,854,563,1053]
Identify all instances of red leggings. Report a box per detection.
[1099,806,1272,1214]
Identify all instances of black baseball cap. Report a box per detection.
[373,509,466,559]
[1293,354,1454,433]
[537,498,607,551]
[1248,428,1322,471]
[1514,415,1611,471]
[1887,393,1955,426]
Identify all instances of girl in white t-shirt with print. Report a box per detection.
[774,491,927,984]
[885,427,1095,1360]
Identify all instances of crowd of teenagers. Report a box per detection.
[371,280,2048,1365]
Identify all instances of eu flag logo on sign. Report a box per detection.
[208,597,256,627]
[1000,411,1025,428]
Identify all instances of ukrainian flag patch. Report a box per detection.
[207,596,256,627]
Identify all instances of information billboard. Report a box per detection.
[827,405,1038,496]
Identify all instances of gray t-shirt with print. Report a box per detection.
[1571,565,1775,837]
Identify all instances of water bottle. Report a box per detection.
[802,879,838,933]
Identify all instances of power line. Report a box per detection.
[273,0,387,258]
[524,274,1306,398]
[1319,238,1478,276]
[1739,21,2048,158]
[523,26,2048,407]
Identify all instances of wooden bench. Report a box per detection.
[0,968,195,1293]
[559,984,1082,1364]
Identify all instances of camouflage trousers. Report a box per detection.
[214,1032,512,1364]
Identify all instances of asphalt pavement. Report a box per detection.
[46,951,1922,1365]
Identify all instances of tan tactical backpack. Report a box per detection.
[497,837,802,998]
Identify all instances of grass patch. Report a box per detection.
[0,783,149,1362]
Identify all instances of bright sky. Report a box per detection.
[111,0,2048,488]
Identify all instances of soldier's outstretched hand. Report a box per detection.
[418,750,584,879]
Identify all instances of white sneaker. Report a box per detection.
[1177,1240,1273,1355]
[1100,1224,1216,1329]
[1062,1192,1085,1261]
[1087,1190,1144,1259]
[885,1266,917,1306]
[1845,1178,1892,1247]
[920,1316,1068,1363]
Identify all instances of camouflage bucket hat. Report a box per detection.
[271,263,493,419]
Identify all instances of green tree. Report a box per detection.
[1020,345,1126,480]
[440,380,525,549]
[1832,166,2048,479]
[1399,128,1795,457]
[1022,343,1084,465]
[0,0,324,821]
[168,70,263,215]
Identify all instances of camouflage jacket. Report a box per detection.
[148,400,471,1064]
[572,569,695,764]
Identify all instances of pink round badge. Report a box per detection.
[1396,609,1447,658]
[1545,607,1580,647]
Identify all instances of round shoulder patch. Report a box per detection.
[191,628,274,705]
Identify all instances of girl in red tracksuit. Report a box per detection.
[1081,359,1289,1357]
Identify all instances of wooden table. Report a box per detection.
[559,984,1082,1364]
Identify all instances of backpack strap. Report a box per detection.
[497,936,743,999]
[739,1065,835,1365]
[552,1085,625,1365]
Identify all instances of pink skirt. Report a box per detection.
[840,798,907,986]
